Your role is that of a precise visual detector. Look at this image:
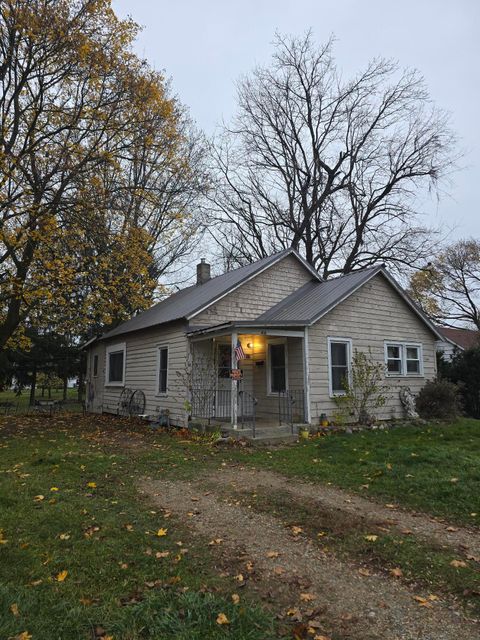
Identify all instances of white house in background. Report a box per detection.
[84,249,442,437]
[435,326,480,361]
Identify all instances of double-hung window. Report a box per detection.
[106,343,126,386]
[93,354,99,378]
[328,338,352,396]
[157,346,168,394]
[385,342,423,376]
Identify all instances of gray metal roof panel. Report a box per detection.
[101,249,316,341]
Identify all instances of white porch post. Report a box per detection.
[303,327,311,424]
[231,331,238,429]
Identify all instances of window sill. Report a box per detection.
[155,392,168,397]
[104,382,125,387]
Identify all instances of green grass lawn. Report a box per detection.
[0,388,83,414]
[236,419,480,525]
[0,415,275,640]
[1,414,479,638]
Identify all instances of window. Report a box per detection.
[93,354,98,378]
[328,338,352,395]
[105,343,126,386]
[386,344,402,374]
[384,342,423,376]
[268,341,287,393]
[157,346,168,394]
[217,344,231,379]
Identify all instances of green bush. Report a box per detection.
[415,379,459,420]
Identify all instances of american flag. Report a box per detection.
[234,339,246,361]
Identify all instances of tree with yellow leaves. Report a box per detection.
[0,0,206,349]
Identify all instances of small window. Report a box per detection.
[93,354,98,378]
[158,346,168,394]
[406,345,421,374]
[106,343,126,386]
[386,344,403,374]
[268,342,287,393]
[385,342,423,377]
[328,339,351,395]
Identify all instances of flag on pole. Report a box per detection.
[234,339,246,361]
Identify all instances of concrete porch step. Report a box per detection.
[221,424,301,444]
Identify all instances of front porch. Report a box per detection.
[187,322,310,440]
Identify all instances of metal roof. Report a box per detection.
[257,266,384,324]
[101,249,320,341]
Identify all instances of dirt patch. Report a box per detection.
[141,475,480,640]
[213,466,480,559]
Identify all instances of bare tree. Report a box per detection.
[206,33,457,277]
[409,239,480,329]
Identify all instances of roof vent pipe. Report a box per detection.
[196,258,211,285]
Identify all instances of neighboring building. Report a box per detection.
[84,249,442,433]
[435,326,480,361]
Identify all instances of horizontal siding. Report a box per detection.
[99,322,189,426]
[192,255,313,325]
[308,274,437,421]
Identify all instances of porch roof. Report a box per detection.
[186,320,306,339]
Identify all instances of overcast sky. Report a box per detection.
[113,0,479,239]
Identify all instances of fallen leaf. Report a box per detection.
[216,612,229,625]
[450,477,459,483]
[156,551,170,558]
[358,568,371,576]
[385,503,396,509]
[414,596,433,608]
[446,526,459,532]
[364,535,378,542]
[231,593,240,605]
[291,526,303,536]
[56,570,68,582]
[245,560,254,572]
[208,538,223,545]
[156,528,168,537]
[450,559,468,568]
[12,633,32,640]
[390,567,403,578]
[266,551,279,558]
[273,566,286,575]
[313,635,332,640]
[87,482,97,488]
[50,487,59,492]
[300,592,316,601]
[59,533,70,540]
[235,573,244,582]
[33,495,45,502]
[10,603,19,616]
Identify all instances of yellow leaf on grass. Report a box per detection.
[56,570,68,582]
[13,633,32,640]
[87,482,97,488]
[156,551,170,558]
[231,593,240,605]
[34,495,45,502]
[10,603,19,616]
[390,567,403,578]
[156,528,168,537]
[0,530,8,545]
[364,535,378,542]
[59,533,70,540]
[450,559,468,568]
[50,487,59,492]
[216,612,229,625]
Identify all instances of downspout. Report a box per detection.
[303,327,311,424]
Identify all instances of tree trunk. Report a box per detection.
[29,367,37,406]
[63,376,68,401]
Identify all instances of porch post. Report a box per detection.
[231,331,238,429]
[303,327,311,424]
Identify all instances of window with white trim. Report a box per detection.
[268,341,287,393]
[328,338,352,395]
[384,342,423,376]
[105,343,126,385]
[157,346,168,394]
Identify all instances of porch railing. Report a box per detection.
[277,390,305,433]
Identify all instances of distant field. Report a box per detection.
[0,388,82,414]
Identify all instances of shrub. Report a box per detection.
[415,379,459,420]
[447,347,480,418]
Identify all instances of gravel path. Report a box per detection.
[141,473,480,640]
[213,466,480,558]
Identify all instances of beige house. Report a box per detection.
[85,249,441,437]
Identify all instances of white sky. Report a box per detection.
[113,0,480,239]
